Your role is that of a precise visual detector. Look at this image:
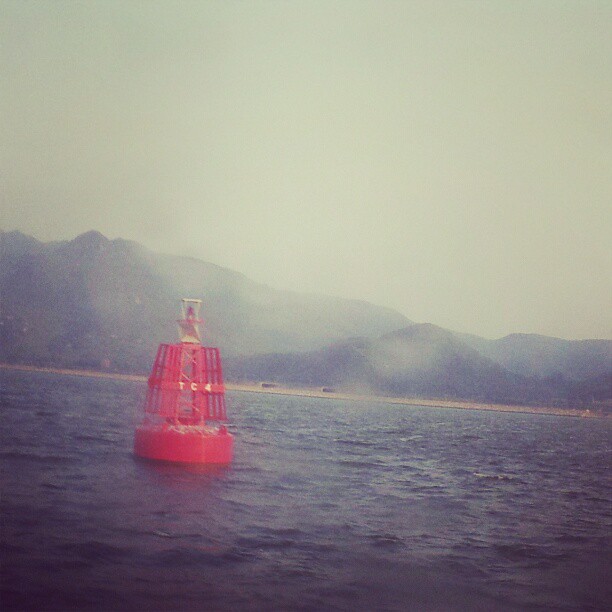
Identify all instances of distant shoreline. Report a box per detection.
[0,362,606,419]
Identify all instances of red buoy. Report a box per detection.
[134,299,233,464]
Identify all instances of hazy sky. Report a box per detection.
[1,1,611,340]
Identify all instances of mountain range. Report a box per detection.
[0,230,409,370]
[1,230,610,408]
[227,325,611,407]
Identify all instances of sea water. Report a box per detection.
[1,369,610,611]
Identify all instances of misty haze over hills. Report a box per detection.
[1,230,610,408]
[228,325,611,408]
[0,230,409,368]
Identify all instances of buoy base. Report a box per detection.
[134,424,233,464]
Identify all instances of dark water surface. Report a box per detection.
[1,369,610,611]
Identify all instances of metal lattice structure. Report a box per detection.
[144,343,227,424]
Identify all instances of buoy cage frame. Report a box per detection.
[134,299,233,464]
